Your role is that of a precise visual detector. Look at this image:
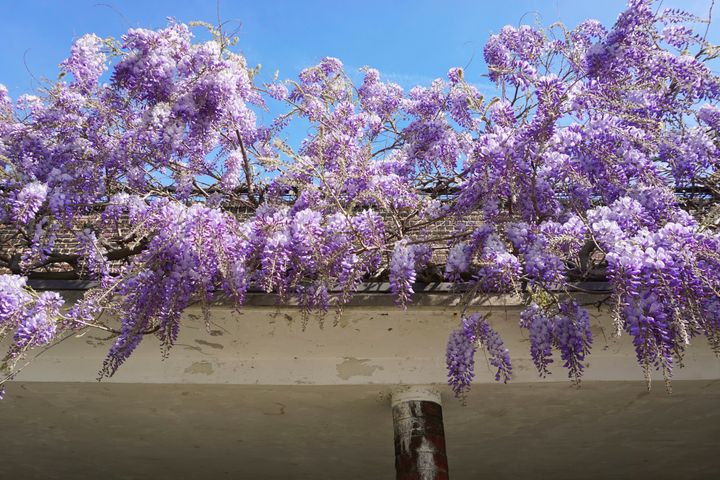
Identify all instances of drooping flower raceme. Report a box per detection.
[11,182,48,225]
[14,292,63,351]
[389,240,417,307]
[0,275,31,325]
[447,313,512,396]
[60,34,107,91]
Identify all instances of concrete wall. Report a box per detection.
[10,299,720,386]
[1,381,719,479]
[3,294,720,479]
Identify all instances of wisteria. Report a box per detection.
[1,0,719,397]
[14,291,63,351]
[446,328,478,398]
[447,313,512,397]
[0,275,31,325]
[519,304,555,377]
[10,182,48,225]
[0,276,63,390]
[389,240,417,307]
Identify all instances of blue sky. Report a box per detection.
[1,0,717,98]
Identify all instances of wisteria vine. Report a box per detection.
[1,1,720,398]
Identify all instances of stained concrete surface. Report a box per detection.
[8,306,720,386]
[0,381,719,479]
[1,302,719,479]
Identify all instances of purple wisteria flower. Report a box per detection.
[520,304,555,377]
[0,275,30,325]
[389,240,416,307]
[554,301,593,382]
[519,301,592,382]
[14,292,63,351]
[11,182,48,224]
[446,328,477,397]
[447,313,512,397]
[445,243,472,281]
[61,34,107,90]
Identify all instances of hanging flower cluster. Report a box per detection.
[447,313,512,397]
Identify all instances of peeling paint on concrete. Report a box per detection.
[180,344,203,353]
[84,337,105,347]
[195,339,224,350]
[184,361,214,375]
[417,437,438,480]
[263,402,286,415]
[12,304,720,386]
[336,357,383,380]
[393,402,417,455]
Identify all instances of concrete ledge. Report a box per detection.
[29,280,612,308]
